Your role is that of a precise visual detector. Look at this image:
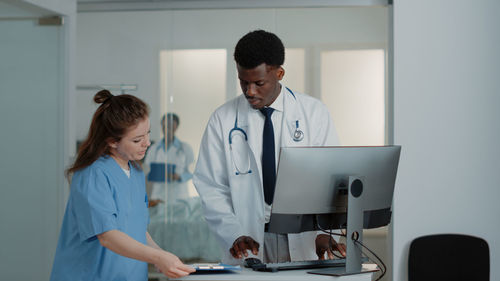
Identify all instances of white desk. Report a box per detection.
[150,268,374,281]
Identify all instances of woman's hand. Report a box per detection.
[154,250,195,278]
[97,230,195,278]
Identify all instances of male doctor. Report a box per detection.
[194,30,345,264]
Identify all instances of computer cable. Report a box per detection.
[327,232,345,259]
[340,225,386,280]
[314,215,346,238]
[353,239,387,281]
[314,216,346,259]
[318,231,345,259]
[315,216,386,281]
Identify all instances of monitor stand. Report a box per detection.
[309,176,379,277]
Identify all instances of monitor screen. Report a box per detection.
[268,146,401,234]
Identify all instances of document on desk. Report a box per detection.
[190,263,241,272]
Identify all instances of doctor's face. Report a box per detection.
[238,63,284,109]
[109,117,151,165]
[162,118,178,141]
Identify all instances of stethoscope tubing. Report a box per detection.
[229,88,304,175]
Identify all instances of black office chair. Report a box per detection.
[408,234,489,281]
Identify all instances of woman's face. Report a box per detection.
[109,117,151,166]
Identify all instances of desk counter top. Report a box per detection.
[150,268,374,281]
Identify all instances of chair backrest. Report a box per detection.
[408,234,489,281]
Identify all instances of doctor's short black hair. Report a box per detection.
[234,30,285,69]
[161,113,179,127]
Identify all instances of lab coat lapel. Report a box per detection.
[279,89,318,261]
[231,96,265,247]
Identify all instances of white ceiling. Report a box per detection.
[0,0,56,18]
[0,0,388,19]
[76,0,389,12]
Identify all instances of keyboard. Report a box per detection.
[249,258,347,272]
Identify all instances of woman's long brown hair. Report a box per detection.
[66,90,149,179]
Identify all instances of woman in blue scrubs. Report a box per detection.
[50,90,195,281]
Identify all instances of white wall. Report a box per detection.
[393,1,500,280]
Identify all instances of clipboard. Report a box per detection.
[190,263,241,272]
[147,163,176,182]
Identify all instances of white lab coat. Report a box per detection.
[145,137,194,205]
[193,86,339,264]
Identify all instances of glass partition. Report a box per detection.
[76,5,390,268]
[146,49,227,262]
[0,17,64,280]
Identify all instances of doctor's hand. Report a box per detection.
[148,199,163,207]
[154,250,195,278]
[167,172,181,182]
[229,236,260,259]
[315,234,346,259]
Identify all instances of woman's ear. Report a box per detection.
[107,138,118,149]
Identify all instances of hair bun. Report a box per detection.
[94,89,113,104]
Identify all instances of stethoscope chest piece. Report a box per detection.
[293,129,304,142]
[292,120,304,142]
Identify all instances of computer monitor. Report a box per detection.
[268,145,401,276]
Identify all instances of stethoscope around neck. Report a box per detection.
[228,87,304,175]
[229,116,252,175]
[156,137,184,156]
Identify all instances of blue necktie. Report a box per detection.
[260,107,276,205]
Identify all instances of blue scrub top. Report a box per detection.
[50,156,150,281]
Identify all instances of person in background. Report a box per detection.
[146,113,222,262]
[193,30,346,265]
[145,113,194,209]
[50,90,195,281]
